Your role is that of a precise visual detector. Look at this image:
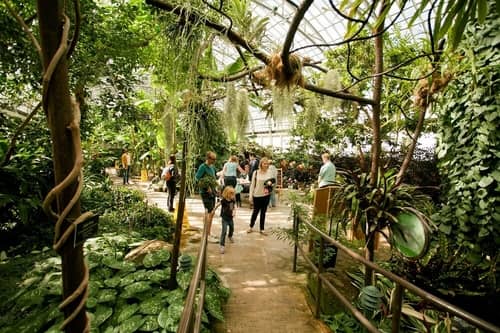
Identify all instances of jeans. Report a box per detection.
[123,166,130,184]
[220,216,234,246]
[166,180,176,211]
[223,176,237,189]
[250,195,270,231]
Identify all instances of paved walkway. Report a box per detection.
[120,177,329,333]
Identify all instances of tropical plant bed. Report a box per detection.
[305,249,360,315]
[0,234,229,332]
[304,244,392,316]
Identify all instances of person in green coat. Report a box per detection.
[195,151,218,241]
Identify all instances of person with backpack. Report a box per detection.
[248,153,259,182]
[162,154,178,212]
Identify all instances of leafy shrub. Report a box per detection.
[81,181,175,241]
[0,114,55,253]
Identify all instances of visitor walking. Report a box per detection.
[195,151,218,242]
[121,148,131,185]
[162,154,178,212]
[318,152,336,188]
[248,157,275,235]
[219,186,236,254]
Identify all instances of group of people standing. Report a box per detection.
[123,148,336,255]
[194,151,278,254]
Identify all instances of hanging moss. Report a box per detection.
[223,82,237,136]
[272,85,295,121]
[235,88,249,136]
[303,94,320,138]
[322,69,342,111]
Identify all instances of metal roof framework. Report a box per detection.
[208,1,433,149]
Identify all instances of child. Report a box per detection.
[235,182,243,207]
[219,186,236,254]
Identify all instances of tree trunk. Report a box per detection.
[168,139,188,289]
[365,2,386,285]
[37,2,87,332]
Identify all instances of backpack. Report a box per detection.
[164,165,176,182]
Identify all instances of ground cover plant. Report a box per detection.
[0,174,227,332]
[0,234,230,333]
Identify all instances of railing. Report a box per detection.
[177,211,211,333]
[292,208,500,333]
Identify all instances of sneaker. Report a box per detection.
[228,237,234,243]
[220,246,225,254]
[260,230,267,236]
[246,228,253,233]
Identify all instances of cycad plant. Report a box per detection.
[331,168,435,284]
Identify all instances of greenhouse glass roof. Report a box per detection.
[210,0,433,149]
[214,0,430,68]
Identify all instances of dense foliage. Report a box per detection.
[433,9,499,290]
[0,234,229,333]
[0,113,54,252]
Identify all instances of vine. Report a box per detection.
[434,9,499,289]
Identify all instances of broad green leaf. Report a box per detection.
[119,273,136,287]
[477,0,488,23]
[139,296,167,315]
[92,305,113,327]
[478,176,494,187]
[104,276,122,288]
[451,1,472,50]
[118,315,145,333]
[124,281,151,295]
[150,269,168,283]
[438,0,466,41]
[140,315,160,331]
[97,289,117,303]
[143,249,170,268]
[157,308,170,329]
[117,303,140,322]
[133,269,149,281]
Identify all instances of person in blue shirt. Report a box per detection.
[221,155,244,190]
[318,152,336,188]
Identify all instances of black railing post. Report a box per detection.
[292,210,299,272]
[315,237,324,318]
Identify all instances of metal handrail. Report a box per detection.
[177,211,210,333]
[292,209,500,333]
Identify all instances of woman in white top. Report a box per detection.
[248,157,275,235]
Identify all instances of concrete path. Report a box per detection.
[119,177,329,333]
